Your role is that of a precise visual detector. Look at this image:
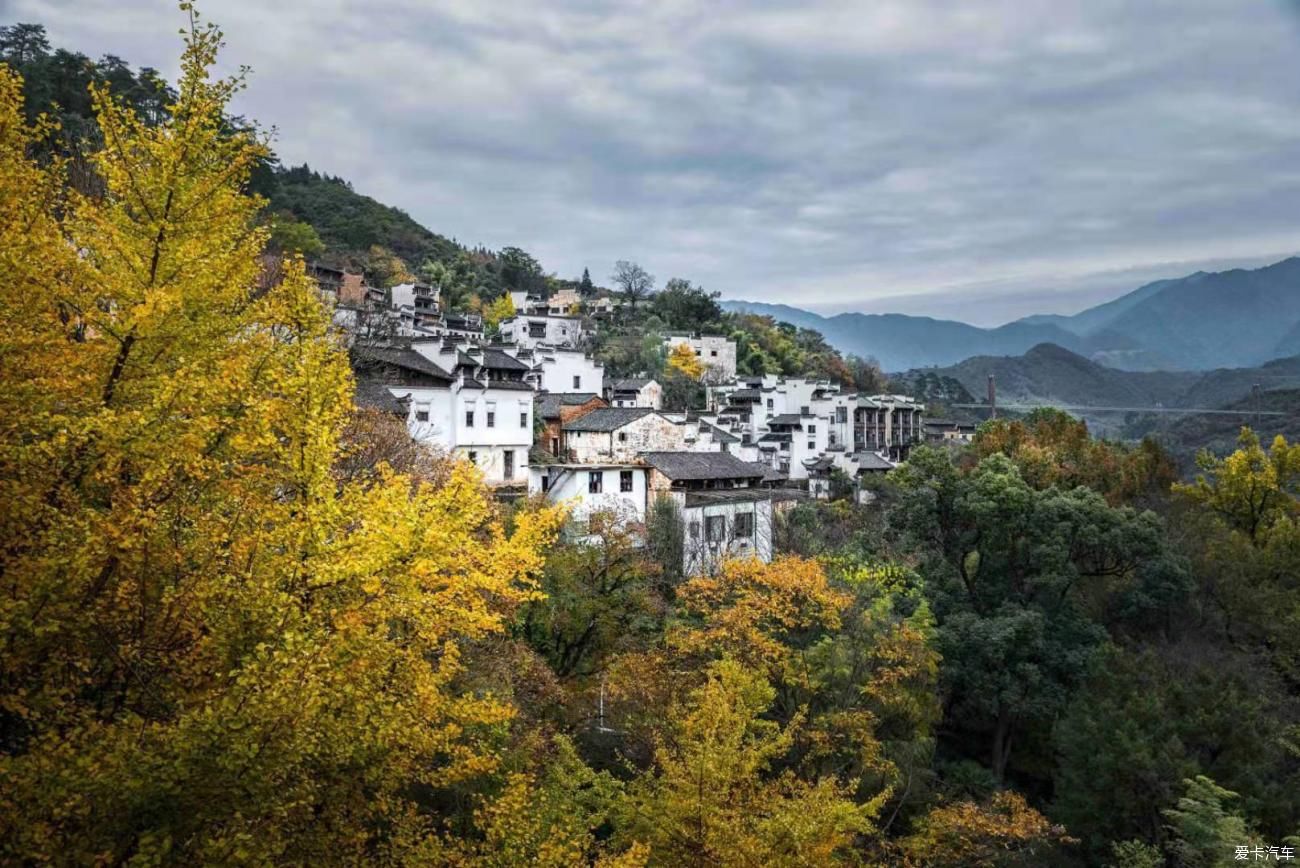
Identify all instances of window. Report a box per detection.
[573,375,582,389]
[467,450,478,465]
[520,412,528,427]
[620,470,634,492]
[807,441,816,450]
[766,399,774,409]
[503,450,514,480]
[710,349,718,357]
[465,410,475,427]
[807,424,816,434]
[551,436,560,454]
[800,405,809,414]
[705,515,726,542]
[588,471,603,494]
[735,513,754,538]
[618,431,628,443]
[780,441,789,451]
[415,406,429,422]
[540,474,550,493]
[486,411,496,428]
[694,349,702,356]
[689,521,701,540]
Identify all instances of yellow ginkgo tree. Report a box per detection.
[0,10,561,864]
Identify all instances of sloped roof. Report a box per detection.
[563,407,658,432]
[701,421,740,444]
[767,414,806,427]
[352,345,454,381]
[611,377,654,390]
[353,378,410,415]
[640,451,768,481]
[537,392,602,418]
[853,452,896,471]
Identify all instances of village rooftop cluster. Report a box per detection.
[317,263,972,576]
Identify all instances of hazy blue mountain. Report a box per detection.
[724,256,1300,372]
[1018,257,1300,370]
[720,302,1098,371]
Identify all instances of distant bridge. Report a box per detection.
[949,403,1288,417]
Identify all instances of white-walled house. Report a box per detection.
[757,413,830,480]
[562,407,688,463]
[641,451,775,576]
[506,345,604,395]
[664,333,738,381]
[607,378,662,409]
[358,341,535,487]
[528,461,651,529]
[499,314,585,348]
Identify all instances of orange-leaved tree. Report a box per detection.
[0,11,561,864]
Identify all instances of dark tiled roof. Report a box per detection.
[758,432,792,444]
[767,414,805,427]
[564,407,657,432]
[482,349,531,371]
[461,377,485,389]
[352,345,454,381]
[353,378,409,415]
[701,422,740,443]
[640,451,768,482]
[612,377,653,390]
[728,389,760,400]
[484,379,535,391]
[853,452,896,471]
[804,455,835,471]
[537,392,602,418]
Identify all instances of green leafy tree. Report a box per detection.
[888,449,1188,781]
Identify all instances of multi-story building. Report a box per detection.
[641,451,776,575]
[357,340,535,487]
[854,394,924,461]
[499,314,585,348]
[389,282,441,331]
[664,333,738,381]
[507,345,604,395]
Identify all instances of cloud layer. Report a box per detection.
[14,0,1300,324]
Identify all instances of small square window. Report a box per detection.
[465,410,475,427]
[415,409,429,422]
[467,450,477,464]
[588,471,603,494]
[541,474,551,493]
[807,441,816,450]
[620,470,634,492]
[766,399,774,409]
[808,424,816,434]
[573,375,581,389]
[735,513,754,538]
[710,350,718,357]
[618,432,628,443]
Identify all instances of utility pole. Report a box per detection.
[987,374,997,420]
[1253,382,1262,429]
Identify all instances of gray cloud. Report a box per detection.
[12,0,1300,324]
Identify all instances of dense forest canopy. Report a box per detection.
[2,13,1298,867]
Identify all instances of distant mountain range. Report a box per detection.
[723,256,1300,372]
[890,342,1300,436]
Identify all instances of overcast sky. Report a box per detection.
[9,0,1300,325]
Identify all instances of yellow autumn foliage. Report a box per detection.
[0,16,561,864]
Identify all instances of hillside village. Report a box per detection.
[325,264,937,575]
